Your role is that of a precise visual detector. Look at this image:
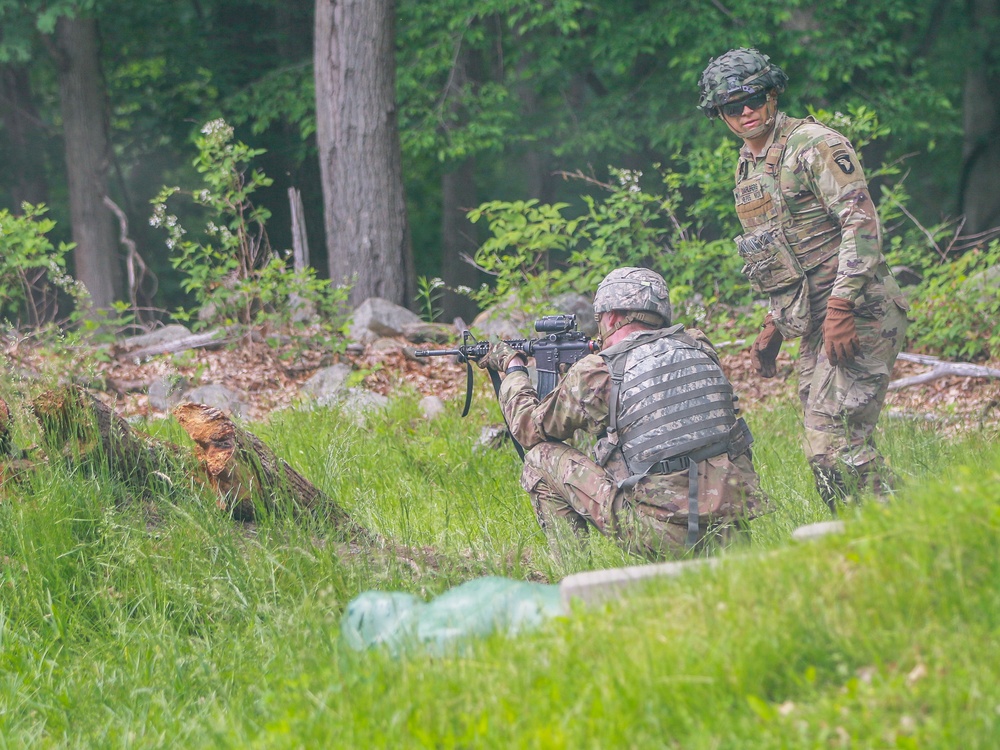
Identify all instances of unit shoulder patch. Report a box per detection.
[832,149,855,175]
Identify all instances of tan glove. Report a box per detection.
[823,297,861,366]
[476,341,523,372]
[750,314,784,378]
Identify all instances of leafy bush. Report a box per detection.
[0,203,86,327]
[151,119,349,333]
[466,164,756,330]
[893,240,1000,361]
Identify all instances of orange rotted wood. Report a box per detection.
[172,402,372,540]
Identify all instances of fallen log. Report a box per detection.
[889,353,1000,391]
[173,402,375,542]
[118,328,234,361]
[30,386,187,493]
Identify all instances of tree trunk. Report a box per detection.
[314,0,415,308]
[960,0,1000,235]
[440,158,480,323]
[0,64,49,209]
[173,402,376,542]
[52,15,121,310]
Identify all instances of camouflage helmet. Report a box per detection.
[698,48,788,118]
[593,267,671,324]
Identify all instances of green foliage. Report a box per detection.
[151,119,349,332]
[0,203,85,326]
[466,164,753,329]
[894,240,1000,360]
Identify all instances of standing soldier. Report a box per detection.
[478,267,765,559]
[697,48,909,511]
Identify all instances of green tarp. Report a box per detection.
[341,576,563,654]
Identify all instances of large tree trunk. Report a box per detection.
[314,0,415,308]
[52,15,121,310]
[960,0,1000,235]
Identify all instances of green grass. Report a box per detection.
[0,387,997,747]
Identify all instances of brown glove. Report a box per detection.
[476,341,523,372]
[823,297,861,366]
[750,314,784,378]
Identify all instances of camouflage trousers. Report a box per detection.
[519,442,760,560]
[798,286,908,509]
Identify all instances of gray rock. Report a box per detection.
[348,297,423,344]
[370,337,405,353]
[471,293,597,339]
[470,303,533,339]
[118,324,192,351]
[148,375,190,412]
[474,424,509,452]
[964,264,1000,305]
[300,364,353,406]
[342,388,389,414]
[401,321,457,344]
[181,384,249,418]
[419,395,446,420]
[551,292,598,337]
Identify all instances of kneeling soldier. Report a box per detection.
[480,267,766,559]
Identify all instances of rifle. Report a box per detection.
[413,314,599,458]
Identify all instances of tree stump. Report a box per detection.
[172,402,374,542]
[30,385,187,494]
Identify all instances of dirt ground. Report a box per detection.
[6,333,1000,435]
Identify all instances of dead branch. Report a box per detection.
[889,353,1000,391]
[117,328,234,361]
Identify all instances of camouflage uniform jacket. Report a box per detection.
[498,327,722,451]
[735,112,891,307]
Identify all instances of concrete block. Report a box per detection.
[560,557,720,611]
[790,521,845,542]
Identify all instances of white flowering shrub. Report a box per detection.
[0,203,89,326]
[151,120,349,332]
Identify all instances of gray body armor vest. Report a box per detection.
[599,326,737,479]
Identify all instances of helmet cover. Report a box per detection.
[698,47,788,118]
[593,267,672,324]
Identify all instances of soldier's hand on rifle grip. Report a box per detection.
[823,297,861,367]
[750,313,784,378]
[477,341,522,372]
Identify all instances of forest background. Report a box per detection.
[1,0,999,356]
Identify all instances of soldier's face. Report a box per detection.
[721,92,771,136]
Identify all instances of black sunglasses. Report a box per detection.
[720,90,769,118]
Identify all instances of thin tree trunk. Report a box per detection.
[52,15,121,310]
[960,0,1000,234]
[440,158,480,322]
[0,64,49,209]
[314,0,415,308]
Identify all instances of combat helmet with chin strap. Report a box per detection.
[698,48,788,139]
